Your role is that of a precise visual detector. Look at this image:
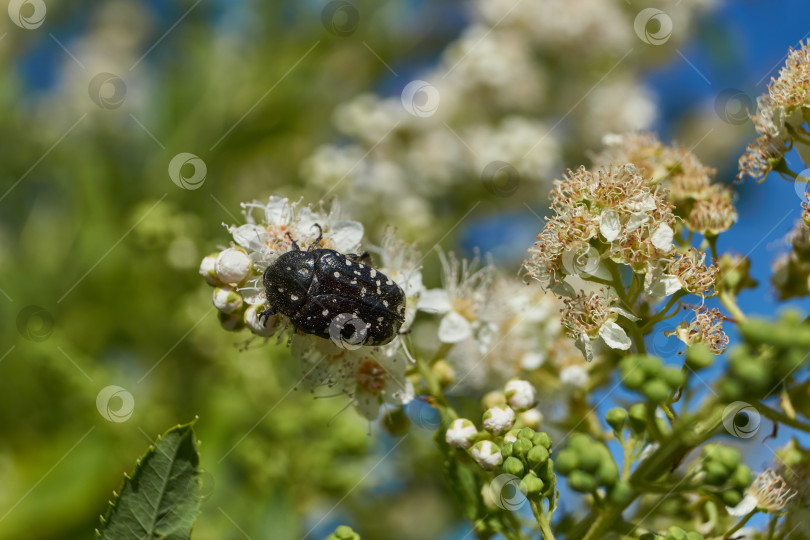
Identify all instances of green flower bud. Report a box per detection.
[606,407,628,432]
[568,470,597,492]
[718,377,746,401]
[514,438,533,458]
[686,343,714,370]
[638,354,663,376]
[578,448,601,473]
[536,459,555,483]
[720,488,743,507]
[661,366,686,389]
[628,403,647,433]
[642,379,671,402]
[568,433,592,453]
[327,525,361,540]
[730,464,753,489]
[527,445,550,467]
[608,481,634,505]
[555,450,578,475]
[622,368,646,390]
[503,456,525,477]
[703,461,728,486]
[686,533,704,540]
[532,431,552,449]
[596,460,619,486]
[716,446,741,471]
[501,442,514,458]
[664,526,688,540]
[519,474,544,495]
[218,309,245,331]
[518,427,536,440]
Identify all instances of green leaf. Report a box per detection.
[96,420,201,540]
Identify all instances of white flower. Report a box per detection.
[446,418,478,449]
[215,248,251,285]
[417,251,494,344]
[244,304,280,338]
[482,405,516,435]
[504,379,537,411]
[470,440,503,470]
[560,365,589,388]
[728,469,797,516]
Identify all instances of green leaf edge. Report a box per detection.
[94,417,201,539]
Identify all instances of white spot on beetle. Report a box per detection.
[377,317,383,322]
[354,270,360,276]
[322,309,329,316]
[345,260,352,266]
[383,300,389,307]
[278,287,284,292]
[361,287,367,295]
[370,269,377,278]
[291,294,298,301]
[286,266,291,271]
[375,280,381,286]
[299,268,308,276]
[333,271,340,278]
[386,279,393,285]
[350,279,357,285]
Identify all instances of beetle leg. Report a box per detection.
[307,224,324,252]
[346,251,372,265]
[258,306,277,326]
[285,232,301,251]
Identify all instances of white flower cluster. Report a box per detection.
[298,0,715,234]
[417,251,568,391]
[445,379,540,470]
[524,163,720,361]
[199,196,422,420]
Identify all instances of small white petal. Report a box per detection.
[651,224,674,252]
[263,196,293,226]
[600,210,621,242]
[329,220,364,252]
[418,288,452,313]
[231,224,266,250]
[599,321,632,350]
[438,311,473,343]
[574,334,594,363]
[644,272,682,297]
[213,286,242,313]
[727,494,758,517]
[625,212,650,232]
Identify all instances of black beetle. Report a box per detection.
[259,225,406,346]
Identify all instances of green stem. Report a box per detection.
[753,402,810,432]
[724,510,755,539]
[531,501,556,540]
[640,291,686,333]
[719,291,746,322]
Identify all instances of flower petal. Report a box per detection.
[599,321,632,350]
[625,212,650,232]
[651,224,674,252]
[726,494,758,517]
[418,288,452,313]
[329,220,364,252]
[263,196,293,226]
[599,210,621,242]
[438,311,473,343]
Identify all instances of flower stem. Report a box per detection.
[531,501,556,540]
[724,510,755,539]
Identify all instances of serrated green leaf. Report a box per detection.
[96,421,201,540]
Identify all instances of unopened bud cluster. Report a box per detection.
[555,433,630,504]
[697,444,754,508]
[619,354,685,403]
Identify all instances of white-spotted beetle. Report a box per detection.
[259,225,406,346]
